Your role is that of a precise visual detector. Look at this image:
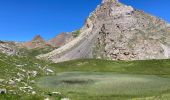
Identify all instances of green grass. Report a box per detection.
[50,59,170,75]
[0,53,55,99]
[2,53,170,100]
[19,46,55,57]
[0,94,43,100]
[37,72,170,96]
[0,53,49,79]
[72,30,80,38]
[35,59,170,100]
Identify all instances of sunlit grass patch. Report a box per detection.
[37,72,170,99]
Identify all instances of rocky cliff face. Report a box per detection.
[167,24,170,29]
[47,33,68,48]
[38,0,170,63]
[21,35,47,49]
[0,41,19,55]
[20,33,70,50]
[0,32,71,55]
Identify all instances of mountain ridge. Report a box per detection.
[37,0,170,63]
[18,32,70,49]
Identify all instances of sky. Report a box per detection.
[0,0,169,41]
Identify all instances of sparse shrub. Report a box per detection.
[72,30,80,38]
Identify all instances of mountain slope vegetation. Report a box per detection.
[1,50,170,100]
[1,0,170,100]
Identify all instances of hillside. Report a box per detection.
[21,35,47,49]
[0,53,56,100]
[1,0,170,100]
[38,0,170,63]
[47,33,69,48]
[1,52,170,100]
[0,41,19,55]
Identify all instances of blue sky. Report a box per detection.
[0,0,169,41]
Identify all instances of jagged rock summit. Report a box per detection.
[32,35,45,42]
[18,32,70,50]
[21,35,47,49]
[47,33,68,48]
[37,0,170,63]
[102,0,118,3]
[0,41,19,55]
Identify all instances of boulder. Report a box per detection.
[0,89,6,94]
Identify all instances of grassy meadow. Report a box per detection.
[37,59,170,100]
[1,53,170,100]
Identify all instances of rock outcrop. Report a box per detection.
[37,0,170,62]
[20,33,71,50]
[0,41,19,55]
[167,24,170,29]
[47,33,68,48]
[21,35,48,49]
[0,33,72,55]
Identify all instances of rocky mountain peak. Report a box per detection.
[47,32,68,48]
[20,35,46,49]
[32,35,45,42]
[38,0,170,63]
[0,41,19,55]
[102,0,118,3]
[18,33,70,50]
